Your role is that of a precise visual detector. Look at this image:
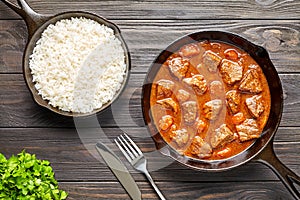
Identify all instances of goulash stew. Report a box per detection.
[150,41,271,160]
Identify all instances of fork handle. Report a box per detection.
[144,171,166,200]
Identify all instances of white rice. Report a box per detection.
[29,17,126,113]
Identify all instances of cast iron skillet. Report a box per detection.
[142,31,300,199]
[2,0,130,117]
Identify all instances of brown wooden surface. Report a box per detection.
[0,0,299,199]
[1,0,300,20]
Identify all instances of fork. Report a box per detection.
[115,133,166,200]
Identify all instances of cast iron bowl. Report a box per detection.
[2,0,131,117]
[142,31,300,199]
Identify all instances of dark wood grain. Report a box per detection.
[1,20,299,73]
[0,126,298,199]
[0,1,299,199]
[0,73,299,127]
[1,0,299,20]
[0,127,299,182]
[0,127,298,200]
[59,181,295,200]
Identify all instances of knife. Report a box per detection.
[95,142,142,200]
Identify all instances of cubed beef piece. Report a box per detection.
[170,129,189,147]
[157,98,179,114]
[183,74,208,95]
[246,95,265,118]
[224,49,239,60]
[202,50,222,73]
[216,147,232,158]
[239,69,263,94]
[219,59,243,85]
[176,89,190,102]
[190,136,212,158]
[197,119,207,134]
[210,80,224,97]
[170,124,178,132]
[158,115,174,131]
[236,119,260,142]
[182,101,198,124]
[226,90,241,114]
[210,124,236,148]
[156,79,175,99]
[231,112,245,125]
[167,56,190,80]
[179,43,200,58]
[203,99,223,120]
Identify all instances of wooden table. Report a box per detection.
[1,0,299,199]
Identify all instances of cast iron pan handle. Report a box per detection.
[1,0,51,38]
[254,139,300,200]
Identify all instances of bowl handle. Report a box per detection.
[254,140,300,199]
[1,0,51,38]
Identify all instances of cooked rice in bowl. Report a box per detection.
[29,17,126,113]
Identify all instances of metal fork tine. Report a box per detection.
[115,138,133,162]
[124,133,143,156]
[117,136,135,160]
[121,134,139,157]
[116,133,166,200]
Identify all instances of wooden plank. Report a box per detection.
[59,181,295,200]
[0,0,299,20]
[0,20,299,73]
[0,127,299,182]
[0,74,299,127]
[1,2,298,200]
[0,20,27,73]
[120,20,300,74]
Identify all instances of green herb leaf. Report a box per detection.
[0,151,68,200]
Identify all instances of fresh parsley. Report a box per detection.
[0,151,68,200]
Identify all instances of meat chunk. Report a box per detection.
[170,129,189,147]
[226,90,241,114]
[158,115,174,131]
[179,43,200,58]
[182,101,198,124]
[203,99,223,120]
[231,112,245,125]
[202,50,222,73]
[239,69,263,94]
[210,124,236,148]
[236,119,260,142]
[210,80,224,97]
[246,95,265,118]
[170,124,178,132]
[157,98,179,113]
[176,89,190,102]
[219,59,243,85]
[190,136,212,158]
[216,147,232,158]
[197,119,207,134]
[183,74,208,95]
[156,79,175,99]
[167,56,190,80]
[224,49,239,60]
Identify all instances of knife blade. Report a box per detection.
[95,142,141,200]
